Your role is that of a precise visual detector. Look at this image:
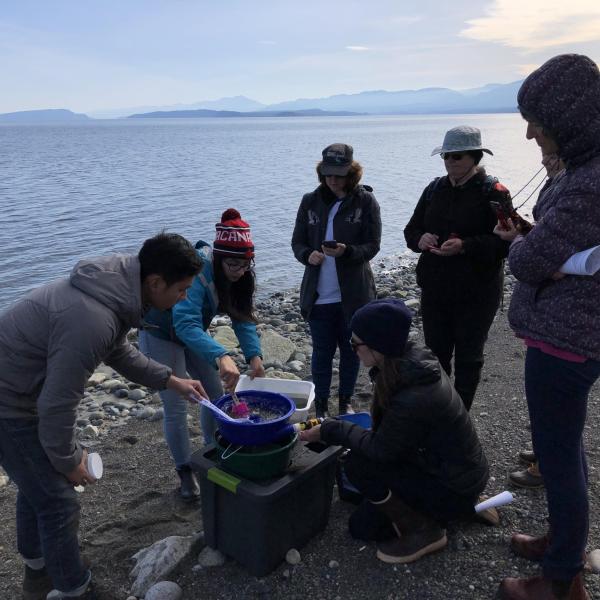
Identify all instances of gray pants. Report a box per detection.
[139,332,223,466]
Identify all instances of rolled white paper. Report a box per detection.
[560,245,600,276]
[474,490,514,513]
[87,452,103,479]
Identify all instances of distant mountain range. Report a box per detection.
[128,108,364,119]
[0,109,90,122]
[1,81,523,122]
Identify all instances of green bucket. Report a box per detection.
[214,431,298,481]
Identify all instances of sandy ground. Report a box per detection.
[1,309,600,600]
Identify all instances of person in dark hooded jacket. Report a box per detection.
[300,298,489,565]
[0,233,206,600]
[494,54,600,600]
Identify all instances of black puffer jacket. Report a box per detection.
[291,183,381,321]
[404,170,510,298]
[320,343,489,497]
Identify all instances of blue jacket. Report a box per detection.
[143,245,261,367]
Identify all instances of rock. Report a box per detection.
[114,388,129,399]
[126,597,137,600]
[82,425,99,438]
[88,412,104,421]
[285,548,301,565]
[76,418,90,427]
[588,549,600,573]
[404,298,420,310]
[266,370,301,381]
[129,534,201,597]
[87,372,107,386]
[123,435,139,445]
[291,351,307,362]
[128,389,146,401]
[328,560,339,569]
[144,581,183,600]
[0,474,9,489]
[198,546,226,567]
[261,329,296,365]
[286,360,304,372]
[138,407,156,420]
[213,325,239,351]
[101,379,122,390]
[149,408,164,422]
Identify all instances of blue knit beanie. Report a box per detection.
[350,298,412,357]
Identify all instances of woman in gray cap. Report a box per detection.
[403,125,512,411]
[494,53,600,600]
[292,143,381,417]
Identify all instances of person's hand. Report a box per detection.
[248,356,265,379]
[218,355,240,391]
[308,251,325,266]
[430,238,463,256]
[321,243,346,258]
[299,425,322,443]
[167,375,208,400]
[493,219,519,241]
[417,233,439,251]
[66,449,97,487]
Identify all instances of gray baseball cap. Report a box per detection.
[320,143,354,176]
[431,125,493,156]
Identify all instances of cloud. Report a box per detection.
[346,45,370,51]
[460,0,600,51]
[259,40,276,45]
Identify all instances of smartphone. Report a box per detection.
[322,240,338,248]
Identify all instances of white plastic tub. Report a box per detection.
[235,375,314,423]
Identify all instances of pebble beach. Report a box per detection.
[1,259,600,600]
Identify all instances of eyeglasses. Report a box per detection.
[349,339,366,351]
[442,153,465,161]
[223,258,254,273]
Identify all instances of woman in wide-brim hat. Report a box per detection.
[403,125,512,411]
[300,298,489,565]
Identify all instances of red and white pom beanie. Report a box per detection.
[213,208,255,258]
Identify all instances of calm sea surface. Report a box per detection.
[0,114,545,311]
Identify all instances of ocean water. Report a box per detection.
[0,114,545,311]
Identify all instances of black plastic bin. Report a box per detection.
[190,440,341,577]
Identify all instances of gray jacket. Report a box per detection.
[0,255,172,474]
[508,54,600,360]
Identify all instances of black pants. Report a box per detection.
[344,452,476,524]
[420,280,501,410]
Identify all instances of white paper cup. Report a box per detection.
[474,490,513,513]
[87,452,103,479]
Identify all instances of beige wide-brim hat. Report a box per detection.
[431,125,494,156]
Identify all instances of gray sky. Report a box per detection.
[1,0,599,113]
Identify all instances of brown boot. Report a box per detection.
[498,573,589,600]
[22,565,53,600]
[509,462,544,489]
[372,492,447,564]
[510,532,550,561]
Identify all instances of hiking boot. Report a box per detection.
[22,565,53,600]
[372,492,447,563]
[519,449,537,464]
[509,462,544,489]
[510,532,550,561]
[176,465,200,501]
[497,573,589,600]
[315,397,330,419]
[338,395,355,415]
[46,572,98,599]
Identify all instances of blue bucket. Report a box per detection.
[214,390,295,446]
[337,412,372,428]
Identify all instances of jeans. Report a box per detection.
[0,417,90,594]
[308,303,360,401]
[420,280,501,410]
[344,452,476,523]
[525,347,600,581]
[139,332,224,462]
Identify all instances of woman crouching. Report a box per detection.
[300,298,489,563]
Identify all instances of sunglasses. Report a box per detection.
[442,153,465,161]
[349,339,366,351]
[223,258,254,273]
